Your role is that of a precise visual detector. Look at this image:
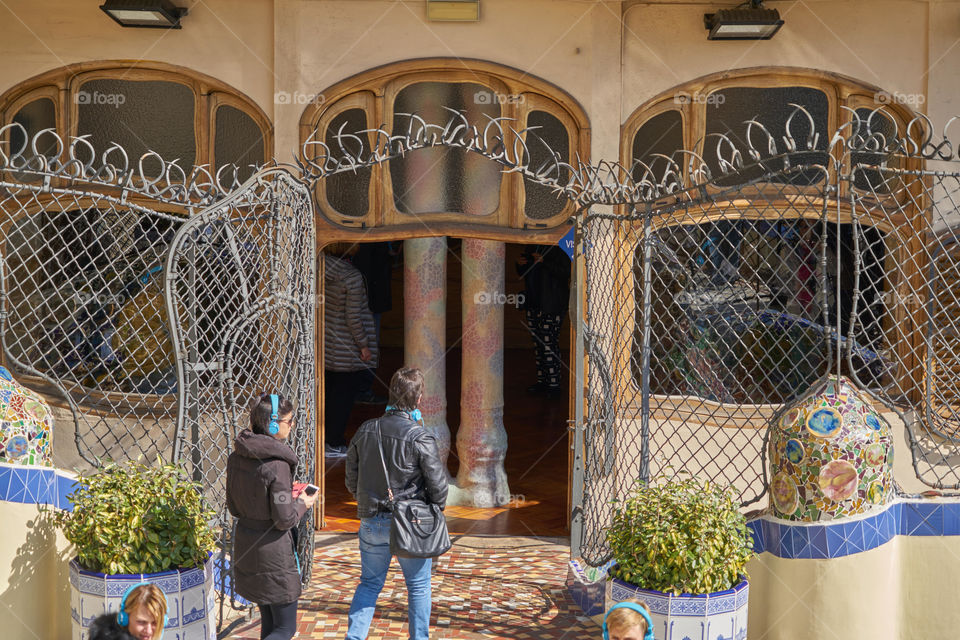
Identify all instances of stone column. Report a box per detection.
[403,237,451,477]
[449,238,510,507]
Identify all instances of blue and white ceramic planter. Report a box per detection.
[69,557,215,640]
[605,574,749,640]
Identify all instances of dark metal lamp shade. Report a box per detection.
[100,0,187,28]
[704,7,784,40]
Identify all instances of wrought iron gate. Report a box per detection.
[0,127,317,613]
[574,113,960,565]
[165,166,318,597]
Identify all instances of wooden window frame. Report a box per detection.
[299,58,590,239]
[617,68,926,415]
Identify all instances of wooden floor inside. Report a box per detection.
[321,346,571,537]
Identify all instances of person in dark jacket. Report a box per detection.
[323,243,379,457]
[344,367,448,640]
[226,393,319,640]
[516,243,571,397]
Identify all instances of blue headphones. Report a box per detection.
[116,582,168,628]
[386,405,422,423]
[602,602,655,640]
[268,394,280,435]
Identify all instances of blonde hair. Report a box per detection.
[124,584,167,640]
[605,599,650,637]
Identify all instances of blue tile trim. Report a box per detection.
[0,463,77,509]
[750,499,960,560]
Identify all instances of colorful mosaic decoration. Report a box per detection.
[768,376,894,521]
[0,366,53,466]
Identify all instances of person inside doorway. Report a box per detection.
[351,241,395,405]
[323,243,379,457]
[516,243,571,398]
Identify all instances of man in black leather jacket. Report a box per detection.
[344,367,448,640]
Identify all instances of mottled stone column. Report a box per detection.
[403,237,451,478]
[448,239,510,507]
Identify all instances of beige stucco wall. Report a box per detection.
[0,500,72,640]
[747,534,960,639]
[0,0,275,121]
[3,0,959,167]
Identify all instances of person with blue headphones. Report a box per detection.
[602,599,656,640]
[226,393,319,640]
[88,583,167,640]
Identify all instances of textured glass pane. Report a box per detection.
[704,87,829,186]
[852,108,899,193]
[323,108,370,217]
[390,82,501,216]
[77,79,195,172]
[10,98,57,182]
[524,110,570,220]
[215,105,264,184]
[632,110,684,182]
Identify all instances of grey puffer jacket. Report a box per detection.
[226,429,307,605]
[323,254,379,372]
[345,410,448,518]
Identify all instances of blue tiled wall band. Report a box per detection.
[747,499,960,559]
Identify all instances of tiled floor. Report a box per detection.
[222,534,598,640]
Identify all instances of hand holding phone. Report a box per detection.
[294,483,320,507]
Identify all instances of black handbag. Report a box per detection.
[375,419,452,559]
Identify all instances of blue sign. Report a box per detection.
[559,226,575,260]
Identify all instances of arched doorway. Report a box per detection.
[299,59,589,535]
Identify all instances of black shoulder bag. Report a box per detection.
[375,419,452,559]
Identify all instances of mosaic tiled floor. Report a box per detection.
[223,534,598,639]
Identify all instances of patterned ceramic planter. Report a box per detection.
[606,574,749,640]
[69,557,215,640]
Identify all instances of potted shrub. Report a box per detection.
[53,460,218,640]
[604,474,754,640]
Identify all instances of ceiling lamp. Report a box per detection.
[704,0,784,40]
[100,0,188,29]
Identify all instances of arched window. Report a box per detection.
[1,61,272,183]
[621,69,919,405]
[299,60,589,233]
[0,62,272,405]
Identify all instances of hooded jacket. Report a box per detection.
[345,410,448,518]
[226,429,307,605]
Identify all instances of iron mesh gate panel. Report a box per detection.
[579,167,833,565]
[847,164,960,489]
[165,167,317,592]
[0,128,317,607]
[574,112,960,565]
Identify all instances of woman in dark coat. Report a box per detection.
[226,393,319,640]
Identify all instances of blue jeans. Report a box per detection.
[346,514,432,640]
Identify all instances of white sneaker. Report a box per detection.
[324,444,347,458]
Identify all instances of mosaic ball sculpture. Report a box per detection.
[0,366,53,466]
[768,376,893,521]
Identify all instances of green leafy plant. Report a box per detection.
[52,460,217,574]
[606,474,754,595]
